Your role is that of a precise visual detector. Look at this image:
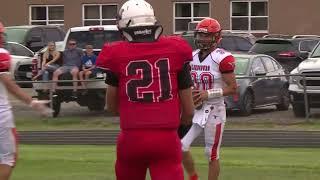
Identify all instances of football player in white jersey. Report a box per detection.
[0,21,52,180]
[181,18,237,180]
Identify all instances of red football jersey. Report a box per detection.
[0,48,10,72]
[97,36,192,130]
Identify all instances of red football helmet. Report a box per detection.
[194,18,222,50]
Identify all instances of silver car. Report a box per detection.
[5,42,34,87]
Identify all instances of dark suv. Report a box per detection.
[5,25,65,52]
[180,30,256,52]
[249,35,320,73]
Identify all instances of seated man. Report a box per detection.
[79,44,97,89]
[52,39,83,98]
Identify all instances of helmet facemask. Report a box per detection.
[194,31,221,51]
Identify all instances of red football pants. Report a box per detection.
[115,129,184,180]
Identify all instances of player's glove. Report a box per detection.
[29,100,53,117]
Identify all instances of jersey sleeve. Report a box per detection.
[92,55,97,65]
[170,36,193,71]
[0,49,11,73]
[177,62,193,89]
[96,43,119,86]
[178,38,193,64]
[219,55,235,73]
[81,56,86,65]
[97,44,116,71]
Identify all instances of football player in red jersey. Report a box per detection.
[0,21,52,180]
[181,18,237,180]
[96,0,194,179]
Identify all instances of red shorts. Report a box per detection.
[115,129,183,180]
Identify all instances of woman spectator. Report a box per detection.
[32,42,61,81]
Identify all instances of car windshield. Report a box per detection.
[5,28,29,44]
[292,39,319,52]
[68,30,121,49]
[234,57,249,75]
[310,43,320,58]
[250,40,294,54]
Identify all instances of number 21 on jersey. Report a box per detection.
[126,59,173,102]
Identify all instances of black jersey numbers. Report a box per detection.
[126,59,173,102]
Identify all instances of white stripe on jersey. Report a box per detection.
[0,48,9,54]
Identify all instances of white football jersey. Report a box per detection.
[0,48,14,127]
[190,48,234,105]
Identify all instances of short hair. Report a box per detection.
[47,41,56,46]
[68,39,77,43]
[85,44,93,49]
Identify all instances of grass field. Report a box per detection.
[11,145,320,180]
[15,116,320,131]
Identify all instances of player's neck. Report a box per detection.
[199,47,216,62]
[199,50,210,62]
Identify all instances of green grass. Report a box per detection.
[11,145,320,180]
[15,116,320,131]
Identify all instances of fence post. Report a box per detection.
[302,75,310,122]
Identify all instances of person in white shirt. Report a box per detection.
[181,18,237,180]
[0,21,52,180]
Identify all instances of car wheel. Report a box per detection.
[37,91,49,100]
[276,87,290,111]
[87,91,105,111]
[51,97,61,118]
[292,103,308,118]
[239,91,253,116]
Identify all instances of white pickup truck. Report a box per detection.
[289,42,320,117]
[32,25,121,117]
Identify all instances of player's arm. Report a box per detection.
[205,55,237,98]
[105,70,119,115]
[0,53,32,104]
[48,51,61,64]
[0,54,51,116]
[193,55,237,105]
[178,63,194,125]
[0,73,32,104]
[220,55,237,96]
[96,44,119,114]
[221,72,237,96]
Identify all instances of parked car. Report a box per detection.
[289,42,320,117]
[225,52,289,116]
[5,42,34,87]
[180,30,255,52]
[32,25,121,117]
[249,36,320,74]
[5,25,65,52]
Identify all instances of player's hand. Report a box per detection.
[192,89,208,108]
[29,100,53,117]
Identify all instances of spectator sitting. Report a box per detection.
[32,41,61,81]
[52,39,83,98]
[79,44,97,89]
